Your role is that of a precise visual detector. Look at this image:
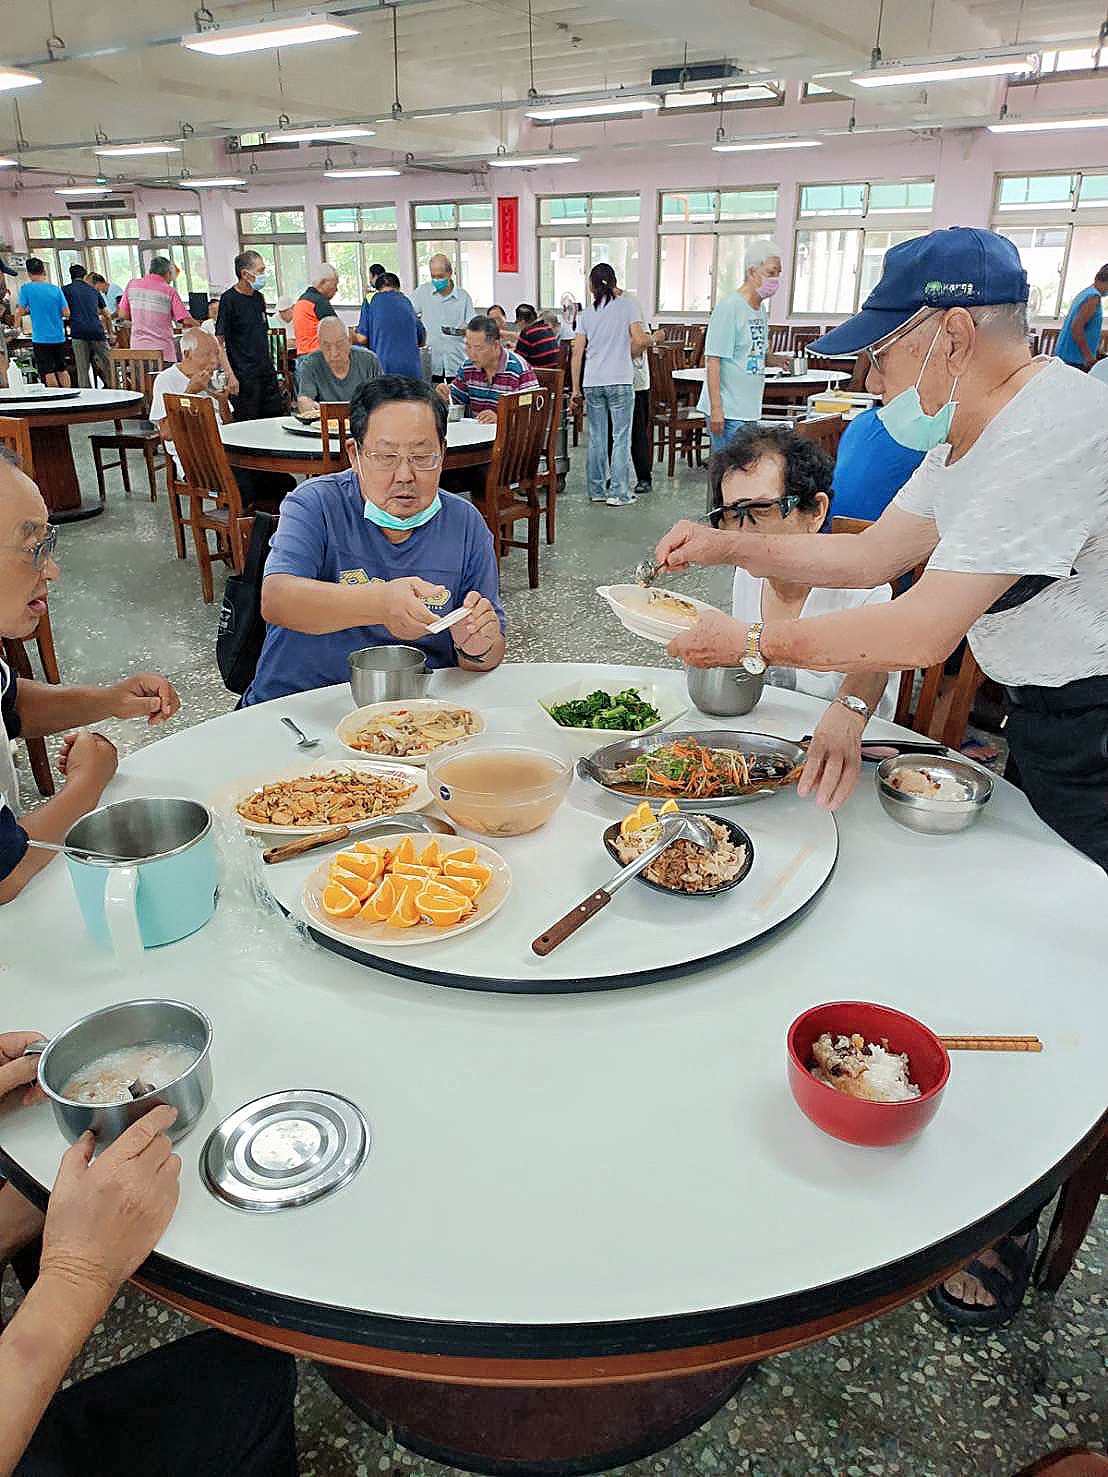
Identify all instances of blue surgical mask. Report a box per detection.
[877,325,959,453]
[363,492,442,531]
[251,272,268,292]
[431,277,449,293]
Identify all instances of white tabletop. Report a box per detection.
[219,416,496,459]
[0,388,143,415]
[1,663,1105,1346]
[672,368,847,387]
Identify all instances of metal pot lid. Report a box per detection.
[202,1090,370,1212]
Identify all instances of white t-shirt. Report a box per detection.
[149,363,220,478]
[731,569,897,718]
[893,358,1108,687]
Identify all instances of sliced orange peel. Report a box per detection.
[320,836,493,930]
[618,798,679,841]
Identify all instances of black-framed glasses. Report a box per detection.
[5,523,58,570]
[710,494,801,529]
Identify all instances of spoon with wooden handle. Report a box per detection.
[262,812,455,864]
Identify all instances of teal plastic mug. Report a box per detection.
[65,798,218,955]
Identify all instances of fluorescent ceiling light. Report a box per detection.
[54,185,110,196]
[713,138,821,153]
[988,115,1108,134]
[851,57,1032,87]
[0,158,16,168]
[96,142,181,156]
[526,99,661,121]
[182,14,357,55]
[188,176,245,187]
[663,84,778,107]
[487,153,579,167]
[324,166,402,178]
[272,125,375,141]
[0,67,42,92]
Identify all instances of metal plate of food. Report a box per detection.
[577,730,807,808]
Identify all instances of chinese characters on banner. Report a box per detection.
[496,197,519,274]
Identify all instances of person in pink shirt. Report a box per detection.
[118,256,198,364]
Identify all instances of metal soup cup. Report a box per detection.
[26,998,213,1147]
[349,645,433,706]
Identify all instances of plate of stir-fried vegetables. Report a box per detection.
[578,731,807,807]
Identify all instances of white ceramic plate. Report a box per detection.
[217,758,432,837]
[534,679,688,760]
[336,699,485,766]
[302,835,511,949]
[597,585,721,646]
[282,417,339,440]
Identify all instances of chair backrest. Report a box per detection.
[109,347,164,398]
[790,325,822,352]
[0,414,33,474]
[486,388,554,511]
[687,323,706,366]
[531,365,564,436]
[796,414,846,462]
[162,393,243,516]
[768,324,790,354]
[647,344,681,416]
[319,402,352,474]
[267,326,288,376]
[829,514,872,537]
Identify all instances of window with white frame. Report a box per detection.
[790,179,934,316]
[656,188,779,315]
[145,211,208,296]
[411,200,493,306]
[23,216,83,285]
[236,208,308,299]
[81,215,141,293]
[319,205,400,307]
[537,194,639,308]
[991,171,1108,320]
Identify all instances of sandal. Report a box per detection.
[927,1228,1038,1330]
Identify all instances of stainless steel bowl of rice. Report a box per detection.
[602,814,754,896]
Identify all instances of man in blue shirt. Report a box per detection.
[244,376,506,705]
[16,259,70,387]
[62,265,112,387]
[356,273,424,378]
[1055,265,1107,370]
[829,406,925,522]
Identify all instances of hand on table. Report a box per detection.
[39,1106,181,1305]
[109,672,180,725]
[667,609,748,669]
[654,519,730,575]
[451,592,500,659]
[796,701,866,811]
[475,409,498,425]
[0,1031,46,1107]
[375,578,446,642]
[57,731,117,794]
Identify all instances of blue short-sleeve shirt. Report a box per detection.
[243,472,506,705]
[0,659,28,881]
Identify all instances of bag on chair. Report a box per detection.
[216,511,277,694]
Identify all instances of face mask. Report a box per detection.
[431,277,450,293]
[876,325,959,453]
[251,272,268,292]
[756,277,780,300]
[356,449,443,530]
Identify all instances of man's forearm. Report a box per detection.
[0,1183,44,1262]
[261,574,383,636]
[0,1270,111,1476]
[707,357,722,416]
[764,597,959,676]
[837,669,890,713]
[17,681,116,739]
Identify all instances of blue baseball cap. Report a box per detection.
[810,227,1029,356]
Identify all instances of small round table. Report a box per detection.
[0,387,145,522]
[219,416,497,479]
[672,367,847,407]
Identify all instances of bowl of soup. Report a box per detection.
[426,739,572,837]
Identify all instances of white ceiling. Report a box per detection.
[1,0,1105,182]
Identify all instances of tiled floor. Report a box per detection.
[6,428,1105,1476]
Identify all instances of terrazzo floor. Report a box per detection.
[4,427,1105,1477]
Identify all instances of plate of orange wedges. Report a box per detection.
[301,832,511,947]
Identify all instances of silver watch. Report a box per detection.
[833,694,871,723]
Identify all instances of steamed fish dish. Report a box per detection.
[608,739,801,799]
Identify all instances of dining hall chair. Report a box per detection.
[89,348,168,503]
[0,413,33,471]
[1038,326,1061,356]
[648,345,706,478]
[481,387,554,589]
[768,324,790,355]
[319,402,352,475]
[268,326,295,405]
[795,413,846,462]
[531,364,564,545]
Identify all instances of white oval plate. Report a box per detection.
[336,699,485,766]
[218,758,432,837]
[302,835,511,949]
[597,585,721,646]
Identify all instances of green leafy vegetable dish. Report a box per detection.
[547,688,661,732]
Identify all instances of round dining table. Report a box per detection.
[0,386,144,522]
[672,367,847,407]
[219,415,497,480]
[1,662,1104,1474]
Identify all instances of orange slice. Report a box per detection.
[321,882,361,918]
[419,838,443,868]
[365,875,399,921]
[659,799,680,817]
[387,887,422,928]
[338,849,385,882]
[620,800,656,838]
[391,862,439,880]
[416,888,468,928]
[442,858,493,886]
[330,866,372,900]
[391,836,417,866]
[444,844,478,865]
[418,878,469,903]
[442,874,483,900]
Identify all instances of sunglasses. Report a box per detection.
[709,494,801,530]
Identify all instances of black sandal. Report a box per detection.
[927,1228,1038,1331]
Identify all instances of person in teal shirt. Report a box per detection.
[698,239,781,453]
[17,259,71,387]
[1055,265,1107,370]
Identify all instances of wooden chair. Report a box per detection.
[560,341,583,447]
[2,601,61,796]
[319,402,351,474]
[790,325,822,353]
[1038,327,1060,355]
[89,348,168,502]
[648,345,705,477]
[0,414,33,470]
[531,365,564,545]
[482,388,553,589]
[1034,1120,1107,1295]
[268,326,294,404]
[163,393,280,604]
[768,324,790,354]
[795,414,846,462]
[687,323,706,367]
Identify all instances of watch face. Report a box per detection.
[741,654,767,676]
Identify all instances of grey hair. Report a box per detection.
[745,238,782,272]
[178,328,204,354]
[967,302,1029,342]
[149,254,174,278]
[312,262,338,285]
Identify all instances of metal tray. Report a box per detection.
[577,730,807,809]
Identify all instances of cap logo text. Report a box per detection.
[923,280,978,299]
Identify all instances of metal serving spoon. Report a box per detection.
[280,717,321,750]
[634,513,716,587]
[26,837,140,864]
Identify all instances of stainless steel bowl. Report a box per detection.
[876,753,992,835]
[349,645,433,706]
[27,999,213,1146]
[685,665,764,717]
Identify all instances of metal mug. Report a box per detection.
[685,664,765,718]
[64,798,218,956]
[25,998,213,1146]
[349,645,433,706]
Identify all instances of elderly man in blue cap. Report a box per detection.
[652,225,1108,1329]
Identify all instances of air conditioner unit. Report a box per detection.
[650,60,742,88]
[65,196,133,215]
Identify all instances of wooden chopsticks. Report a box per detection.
[938,1035,1042,1053]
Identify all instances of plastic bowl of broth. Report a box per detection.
[427,739,572,837]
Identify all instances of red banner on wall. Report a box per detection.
[496,196,520,273]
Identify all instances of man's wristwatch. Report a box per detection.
[833,694,872,723]
[740,621,767,676]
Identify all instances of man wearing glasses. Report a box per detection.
[0,454,179,904]
[243,376,506,705]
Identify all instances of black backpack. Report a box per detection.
[216,511,278,695]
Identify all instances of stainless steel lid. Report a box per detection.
[202,1090,370,1212]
